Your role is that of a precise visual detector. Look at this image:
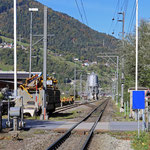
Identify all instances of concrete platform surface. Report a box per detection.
[2,119,143,131]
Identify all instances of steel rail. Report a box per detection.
[81,100,109,150]
[54,100,99,113]
[46,100,107,150]
[54,104,78,113]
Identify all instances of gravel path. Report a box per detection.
[89,133,133,150]
[100,99,116,122]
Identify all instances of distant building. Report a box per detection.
[82,63,89,67]
[3,43,13,49]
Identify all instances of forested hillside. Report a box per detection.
[0,0,120,93]
[0,0,118,61]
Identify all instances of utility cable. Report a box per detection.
[80,0,89,26]
[74,0,85,24]
[108,0,120,34]
[127,0,136,34]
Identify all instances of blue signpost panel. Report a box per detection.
[132,91,145,109]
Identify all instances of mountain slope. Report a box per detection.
[0,0,118,61]
[0,0,119,92]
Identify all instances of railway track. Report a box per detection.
[46,99,109,150]
[54,104,78,113]
[54,100,98,113]
[81,100,108,150]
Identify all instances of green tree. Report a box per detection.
[123,19,150,101]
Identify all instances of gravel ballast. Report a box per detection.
[89,133,133,150]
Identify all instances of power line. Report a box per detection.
[124,0,129,17]
[127,0,136,34]
[108,0,120,34]
[80,0,89,26]
[109,0,130,37]
[74,0,84,23]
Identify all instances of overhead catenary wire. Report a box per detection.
[124,0,129,17]
[74,0,93,42]
[74,0,85,24]
[109,0,130,37]
[108,0,120,34]
[116,0,128,37]
[127,0,136,34]
[80,0,89,26]
[110,1,122,37]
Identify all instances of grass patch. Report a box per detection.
[108,131,136,140]
[22,110,79,121]
[108,131,150,150]
[112,101,134,121]
[109,131,150,150]
[0,36,29,47]
[3,115,40,120]
[131,132,150,150]
[50,110,79,121]
[33,129,46,135]
[23,115,40,120]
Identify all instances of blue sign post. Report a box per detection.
[132,91,145,137]
[132,91,145,109]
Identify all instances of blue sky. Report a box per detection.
[36,0,150,38]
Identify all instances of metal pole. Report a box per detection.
[42,5,48,120]
[142,109,145,131]
[36,80,38,108]
[127,101,129,116]
[13,117,18,131]
[121,12,125,109]
[111,82,113,100]
[115,72,117,103]
[7,99,10,127]
[29,11,32,78]
[136,0,138,91]
[124,102,126,117]
[74,62,76,101]
[80,74,82,101]
[122,12,125,47]
[14,0,17,97]
[21,96,24,122]
[136,0,139,138]
[116,56,119,104]
[81,74,82,100]
[121,57,124,109]
[118,12,125,110]
[138,109,140,137]
[65,78,68,97]
[112,82,114,100]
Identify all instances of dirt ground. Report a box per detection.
[0,129,63,150]
[89,133,133,150]
[101,99,118,122]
